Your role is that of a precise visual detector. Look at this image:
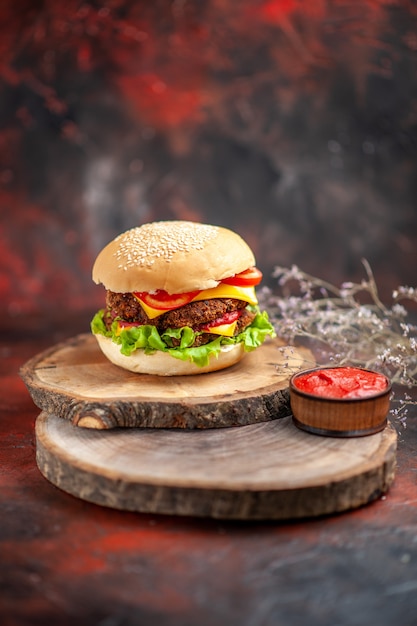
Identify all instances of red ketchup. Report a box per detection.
[293,367,388,399]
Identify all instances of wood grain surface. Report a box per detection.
[35,412,397,520]
[21,334,313,429]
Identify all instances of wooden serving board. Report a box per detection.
[35,412,397,520]
[21,334,313,430]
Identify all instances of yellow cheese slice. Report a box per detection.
[204,320,237,337]
[134,284,258,319]
[133,299,165,319]
[193,284,258,305]
[114,322,136,336]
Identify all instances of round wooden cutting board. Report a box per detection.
[21,334,313,429]
[35,413,397,520]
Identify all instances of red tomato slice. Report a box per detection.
[133,289,201,311]
[200,310,241,331]
[221,267,263,287]
[118,321,141,329]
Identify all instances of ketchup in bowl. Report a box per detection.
[290,366,391,437]
[292,366,389,399]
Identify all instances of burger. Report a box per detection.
[91,220,275,375]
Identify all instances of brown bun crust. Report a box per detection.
[95,334,246,376]
[92,221,255,294]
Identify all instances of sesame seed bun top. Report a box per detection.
[92,221,256,294]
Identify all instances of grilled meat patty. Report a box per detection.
[104,291,148,327]
[158,298,248,330]
[104,291,256,346]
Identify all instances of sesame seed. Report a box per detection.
[113,221,218,268]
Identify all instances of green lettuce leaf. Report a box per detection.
[91,308,276,368]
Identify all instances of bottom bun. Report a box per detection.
[95,334,246,376]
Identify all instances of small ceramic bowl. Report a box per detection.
[290,366,392,437]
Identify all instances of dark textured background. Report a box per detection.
[1,0,416,320]
[1,4,417,625]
